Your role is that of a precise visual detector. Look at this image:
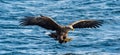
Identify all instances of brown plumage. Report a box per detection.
[20,15,103,44]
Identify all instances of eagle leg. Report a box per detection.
[56,35,64,44]
[58,35,70,44]
[49,33,72,44]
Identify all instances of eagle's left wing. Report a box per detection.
[20,15,61,31]
[69,20,103,28]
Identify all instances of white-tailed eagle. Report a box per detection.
[20,15,103,44]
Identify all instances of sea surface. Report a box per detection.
[0,0,120,55]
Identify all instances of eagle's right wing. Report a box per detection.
[20,16,61,31]
[69,20,103,28]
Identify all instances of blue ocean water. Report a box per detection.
[0,0,120,55]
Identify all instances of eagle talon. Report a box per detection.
[63,38,72,43]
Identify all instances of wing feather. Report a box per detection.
[70,20,103,28]
[20,16,61,31]
[20,16,38,25]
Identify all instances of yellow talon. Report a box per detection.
[64,38,72,43]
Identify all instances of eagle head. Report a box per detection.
[65,26,74,31]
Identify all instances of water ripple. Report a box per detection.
[0,0,120,55]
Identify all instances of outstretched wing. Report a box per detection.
[20,16,61,31]
[69,20,103,28]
